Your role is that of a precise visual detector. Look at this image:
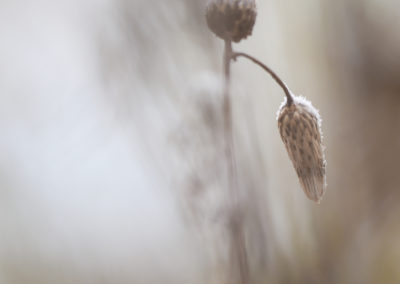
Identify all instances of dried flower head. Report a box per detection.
[206,0,257,43]
[277,96,327,203]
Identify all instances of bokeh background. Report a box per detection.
[1,0,400,283]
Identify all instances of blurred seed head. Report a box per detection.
[277,96,327,203]
[206,0,257,43]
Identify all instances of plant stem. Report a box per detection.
[223,40,235,198]
[223,40,249,284]
[232,52,294,106]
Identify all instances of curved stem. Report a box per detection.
[232,52,294,106]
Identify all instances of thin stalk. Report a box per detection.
[223,40,249,284]
[223,40,235,199]
[232,52,294,106]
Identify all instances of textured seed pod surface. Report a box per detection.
[206,0,257,42]
[277,96,327,203]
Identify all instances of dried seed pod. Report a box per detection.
[206,0,257,43]
[277,96,327,203]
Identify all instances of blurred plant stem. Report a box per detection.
[223,39,250,284]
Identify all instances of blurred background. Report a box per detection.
[0,0,400,283]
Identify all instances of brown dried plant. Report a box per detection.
[205,0,326,283]
[231,53,327,203]
[206,0,257,43]
[206,0,327,203]
[277,96,326,203]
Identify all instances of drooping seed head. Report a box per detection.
[277,95,327,203]
[206,0,257,43]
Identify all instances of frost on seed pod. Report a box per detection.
[206,0,257,43]
[277,96,327,203]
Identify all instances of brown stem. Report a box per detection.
[232,52,294,106]
[223,40,250,284]
[223,40,235,196]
